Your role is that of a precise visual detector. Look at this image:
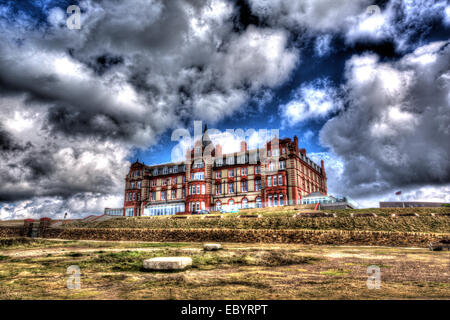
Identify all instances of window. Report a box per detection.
[268,195,272,207]
[194,172,204,180]
[242,181,248,192]
[216,159,223,166]
[153,169,158,175]
[229,199,234,208]
[173,166,178,173]
[201,202,205,210]
[197,185,200,194]
[163,167,168,174]
[268,150,271,157]
[137,193,140,201]
[274,194,278,207]
[182,188,185,198]
[226,157,234,165]
[126,193,129,201]
[241,167,247,176]
[201,185,205,194]
[126,208,134,216]
[162,191,167,200]
[162,179,167,186]
[193,160,204,169]
[256,197,262,208]
[282,147,286,154]
[182,176,186,183]
[196,201,200,211]
[216,201,221,211]
[255,166,261,174]
[269,161,275,171]
[216,171,222,178]
[242,198,248,208]
[280,160,285,169]
[228,169,234,177]
[133,193,136,201]
[273,175,277,186]
[255,179,261,191]
[152,180,157,186]
[268,176,272,187]
[131,182,135,189]
[228,183,234,193]
[278,175,283,185]
[137,181,141,189]
[172,177,177,184]
[172,189,176,199]
[151,192,156,201]
[216,184,222,195]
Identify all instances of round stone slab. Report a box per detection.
[143,257,192,270]
[204,244,222,251]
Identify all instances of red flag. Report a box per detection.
[395,191,402,195]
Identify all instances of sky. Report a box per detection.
[0,0,449,219]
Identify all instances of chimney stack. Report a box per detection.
[240,141,247,152]
[294,135,299,153]
[215,144,222,156]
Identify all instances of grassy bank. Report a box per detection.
[63,215,450,233]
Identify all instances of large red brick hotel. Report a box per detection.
[120,129,327,216]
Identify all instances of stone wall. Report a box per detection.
[2,224,448,247]
[41,227,448,247]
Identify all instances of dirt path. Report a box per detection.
[0,246,203,258]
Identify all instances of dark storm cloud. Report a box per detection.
[320,41,450,197]
[44,103,135,141]
[0,126,24,152]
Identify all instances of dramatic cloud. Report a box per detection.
[0,0,300,218]
[320,41,450,198]
[279,79,343,126]
[0,0,449,218]
[248,0,450,51]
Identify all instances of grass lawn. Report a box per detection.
[0,238,448,299]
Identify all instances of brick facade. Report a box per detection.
[123,132,327,216]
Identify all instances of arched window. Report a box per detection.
[242,198,248,209]
[216,201,222,211]
[229,199,234,209]
[256,197,262,208]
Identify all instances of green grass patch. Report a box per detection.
[320,269,350,276]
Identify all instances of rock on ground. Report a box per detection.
[143,257,192,270]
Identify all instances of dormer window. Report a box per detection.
[153,169,158,175]
[226,157,234,165]
[173,166,178,173]
[163,167,168,174]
